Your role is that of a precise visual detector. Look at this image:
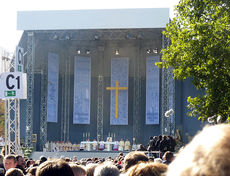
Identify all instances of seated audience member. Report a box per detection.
[4,155,17,171]
[162,151,174,165]
[167,124,230,176]
[69,163,86,176]
[5,168,24,176]
[36,159,74,176]
[126,162,168,176]
[94,163,119,176]
[123,151,149,173]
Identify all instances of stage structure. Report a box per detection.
[0,49,22,155]
[16,8,202,150]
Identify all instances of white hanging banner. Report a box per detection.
[47,52,59,123]
[146,56,160,124]
[73,56,91,124]
[0,72,27,99]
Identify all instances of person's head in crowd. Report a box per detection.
[123,151,149,173]
[0,168,5,176]
[26,160,34,168]
[4,155,17,171]
[162,151,174,165]
[69,163,86,176]
[5,168,24,176]
[85,163,98,176]
[36,159,74,176]
[0,154,4,165]
[149,157,155,162]
[94,162,119,176]
[26,166,37,176]
[167,124,230,176]
[1,146,5,156]
[39,156,47,165]
[126,162,168,176]
[119,153,123,157]
[16,155,25,168]
[154,158,162,163]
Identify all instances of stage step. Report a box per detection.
[31,151,129,160]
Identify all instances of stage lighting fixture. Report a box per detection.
[65,35,70,40]
[94,35,99,40]
[77,49,81,54]
[146,49,151,54]
[86,50,90,54]
[52,34,58,40]
[153,48,158,54]
[115,49,119,55]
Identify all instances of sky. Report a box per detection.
[0,0,179,53]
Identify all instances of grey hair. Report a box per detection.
[94,163,119,176]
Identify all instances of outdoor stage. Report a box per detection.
[31,151,130,160]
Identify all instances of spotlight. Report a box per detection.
[115,49,119,55]
[146,49,151,54]
[153,48,158,54]
[86,50,90,55]
[52,34,58,40]
[94,35,99,40]
[65,35,70,40]
[77,49,81,54]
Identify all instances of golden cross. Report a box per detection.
[106,80,128,119]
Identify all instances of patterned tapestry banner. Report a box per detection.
[47,52,59,122]
[109,58,129,125]
[73,56,91,124]
[146,56,160,124]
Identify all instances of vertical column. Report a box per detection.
[26,32,35,147]
[40,66,48,150]
[133,45,142,143]
[161,35,175,135]
[61,54,71,142]
[97,75,104,141]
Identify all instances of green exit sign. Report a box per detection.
[4,90,16,97]
[18,65,22,72]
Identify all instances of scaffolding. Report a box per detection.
[1,48,21,155]
[161,35,176,136]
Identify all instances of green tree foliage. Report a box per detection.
[0,100,5,137]
[157,0,230,122]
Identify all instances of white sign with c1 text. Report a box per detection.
[0,72,27,99]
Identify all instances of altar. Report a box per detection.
[80,141,118,151]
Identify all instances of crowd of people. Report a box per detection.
[0,124,230,176]
[44,135,176,153]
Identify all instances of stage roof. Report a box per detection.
[17,8,169,30]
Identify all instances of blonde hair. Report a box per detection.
[126,162,168,176]
[167,124,230,176]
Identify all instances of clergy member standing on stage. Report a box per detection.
[119,138,125,151]
[124,138,131,151]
